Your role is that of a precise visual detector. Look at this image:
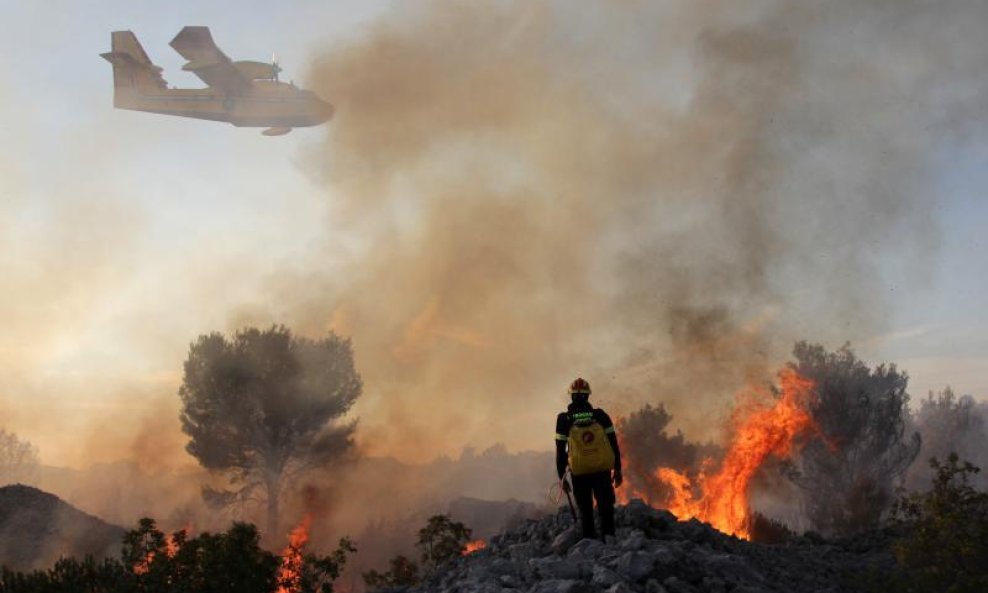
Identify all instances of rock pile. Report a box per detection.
[384,500,895,593]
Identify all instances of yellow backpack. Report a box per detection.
[567,414,616,476]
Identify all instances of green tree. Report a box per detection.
[784,342,920,536]
[887,454,988,592]
[179,326,361,534]
[0,429,39,486]
[416,515,471,570]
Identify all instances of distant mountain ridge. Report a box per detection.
[0,484,125,571]
[448,496,543,540]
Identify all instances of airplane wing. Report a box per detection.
[169,26,251,95]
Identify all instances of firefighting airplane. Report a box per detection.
[100,27,333,136]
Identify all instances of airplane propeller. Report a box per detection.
[271,53,282,82]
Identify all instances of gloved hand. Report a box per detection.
[612,469,623,488]
[561,478,572,494]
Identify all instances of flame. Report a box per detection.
[132,524,192,574]
[165,523,193,558]
[276,515,313,593]
[621,368,817,540]
[615,432,666,508]
[461,539,486,555]
[133,553,153,575]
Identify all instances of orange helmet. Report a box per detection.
[569,377,591,396]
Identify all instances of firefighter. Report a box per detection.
[555,377,623,540]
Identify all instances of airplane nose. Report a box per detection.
[314,99,334,124]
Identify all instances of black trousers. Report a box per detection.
[571,470,615,539]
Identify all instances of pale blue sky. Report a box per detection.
[871,137,988,396]
[0,0,396,464]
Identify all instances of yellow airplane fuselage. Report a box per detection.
[101,29,332,133]
[113,78,333,128]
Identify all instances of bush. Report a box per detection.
[886,454,988,592]
[0,518,354,593]
[416,515,471,569]
[785,342,920,536]
[363,514,473,591]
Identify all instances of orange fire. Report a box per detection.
[133,554,153,575]
[166,523,192,558]
[621,368,817,539]
[276,515,313,593]
[133,524,191,574]
[461,539,486,555]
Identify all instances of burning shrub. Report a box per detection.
[0,517,355,593]
[273,515,356,593]
[618,368,818,540]
[416,514,472,570]
[784,342,920,537]
[618,404,720,505]
[363,514,476,591]
[125,518,281,592]
[179,326,361,534]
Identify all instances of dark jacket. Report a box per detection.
[554,400,622,479]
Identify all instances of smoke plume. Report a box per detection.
[270,0,988,461]
[909,387,988,490]
[4,0,988,546]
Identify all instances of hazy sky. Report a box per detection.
[1,0,986,468]
[0,0,395,465]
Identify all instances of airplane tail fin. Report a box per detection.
[100,31,167,106]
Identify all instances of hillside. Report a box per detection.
[448,497,543,540]
[0,484,125,571]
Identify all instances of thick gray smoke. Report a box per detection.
[255,0,988,461]
[908,387,988,490]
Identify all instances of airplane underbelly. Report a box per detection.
[227,97,321,127]
[118,89,327,128]
[120,91,233,122]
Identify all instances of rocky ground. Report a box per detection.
[384,500,897,593]
[0,484,125,571]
